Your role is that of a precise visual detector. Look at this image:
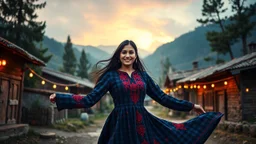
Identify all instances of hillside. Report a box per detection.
[42,36,111,71]
[143,16,256,79]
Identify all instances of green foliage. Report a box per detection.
[0,0,50,62]
[77,49,91,78]
[61,35,77,75]
[197,0,234,60]
[159,57,174,86]
[204,56,214,62]
[52,118,94,132]
[227,0,256,55]
[0,0,51,88]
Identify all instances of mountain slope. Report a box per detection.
[97,45,151,58]
[42,36,110,71]
[143,16,256,79]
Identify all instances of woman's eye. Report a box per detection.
[129,51,134,54]
[122,51,127,54]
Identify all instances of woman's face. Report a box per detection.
[119,44,137,67]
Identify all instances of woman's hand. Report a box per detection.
[49,93,56,103]
[193,104,206,115]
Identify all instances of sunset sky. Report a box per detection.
[37,0,254,52]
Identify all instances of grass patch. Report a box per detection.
[52,118,94,132]
[52,112,108,132]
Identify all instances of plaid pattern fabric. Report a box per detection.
[55,70,224,144]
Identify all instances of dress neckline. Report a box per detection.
[117,69,137,78]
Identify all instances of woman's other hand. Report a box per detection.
[193,104,206,115]
[49,93,56,103]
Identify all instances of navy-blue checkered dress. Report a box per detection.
[55,70,223,144]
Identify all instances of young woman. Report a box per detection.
[49,40,223,144]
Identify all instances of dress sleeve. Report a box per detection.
[55,72,111,111]
[144,72,194,111]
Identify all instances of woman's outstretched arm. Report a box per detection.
[50,72,111,111]
[144,71,194,112]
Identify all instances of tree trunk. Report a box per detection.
[217,12,234,60]
[227,42,234,60]
[16,0,23,46]
[242,35,248,55]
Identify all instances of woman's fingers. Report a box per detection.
[49,94,56,103]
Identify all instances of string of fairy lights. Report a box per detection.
[27,66,79,91]
[0,59,7,66]
[1,62,250,93]
[164,77,250,94]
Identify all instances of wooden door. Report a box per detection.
[216,91,225,114]
[0,79,9,124]
[7,80,21,124]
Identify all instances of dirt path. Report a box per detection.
[31,119,106,144]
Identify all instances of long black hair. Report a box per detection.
[91,40,147,83]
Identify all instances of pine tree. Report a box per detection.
[61,35,77,75]
[227,0,256,55]
[0,0,51,62]
[77,49,91,79]
[197,0,235,60]
[0,0,51,87]
[159,57,173,87]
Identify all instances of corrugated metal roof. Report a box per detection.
[229,57,256,70]
[177,52,256,83]
[42,67,94,88]
[168,69,204,81]
[0,37,45,66]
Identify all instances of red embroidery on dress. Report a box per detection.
[118,71,148,143]
[72,95,83,102]
[130,91,139,104]
[72,95,84,108]
[173,123,186,130]
[141,139,149,144]
[154,139,159,144]
[133,73,145,89]
[118,71,145,104]
[136,110,143,123]
[119,72,130,90]
[136,125,145,136]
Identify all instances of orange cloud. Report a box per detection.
[37,0,198,52]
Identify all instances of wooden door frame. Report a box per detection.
[214,89,228,120]
[0,77,10,125]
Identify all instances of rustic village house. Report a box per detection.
[22,64,112,125]
[176,52,256,122]
[163,62,204,106]
[0,37,45,140]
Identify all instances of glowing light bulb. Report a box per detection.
[203,85,207,89]
[41,80,45,85]
[224,81,228,85]
[246,88,249,92]
[2,60,6,66]
[53,84,57,89]
[65,86,69,91]
[211,84,215,88]
[29,73,33,77]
